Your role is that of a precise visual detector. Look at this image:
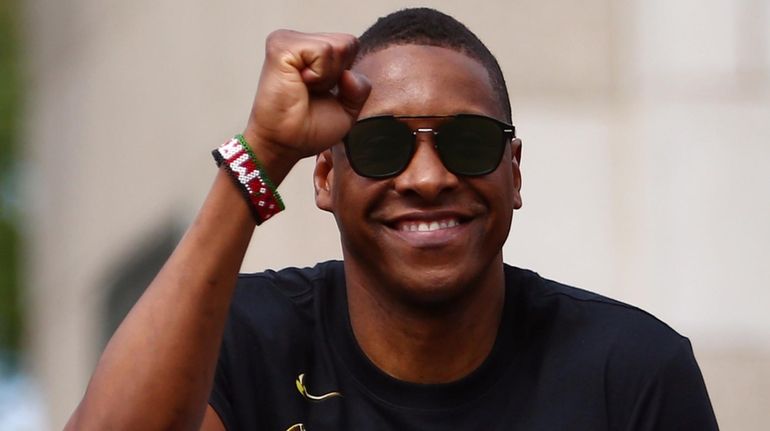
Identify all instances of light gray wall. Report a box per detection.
[22,0,770,429]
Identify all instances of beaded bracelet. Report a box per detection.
[212,135,285,224]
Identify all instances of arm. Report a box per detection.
[201,406,226,431]
[64,30,370,431]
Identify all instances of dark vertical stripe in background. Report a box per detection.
[0,0,22,372]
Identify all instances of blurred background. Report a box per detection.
[1,0,768,429]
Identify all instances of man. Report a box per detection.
[65,8,718,431]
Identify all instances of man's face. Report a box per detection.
[315,44,522,306]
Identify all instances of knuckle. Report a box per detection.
[264,32,283,56]
[318,41,335,59]
[265,29,287,45]
[265,29,294,52]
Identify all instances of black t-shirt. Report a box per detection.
[209,261,718,430]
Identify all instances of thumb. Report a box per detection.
[337,70,371,119]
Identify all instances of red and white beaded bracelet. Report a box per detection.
[212,135,285,224]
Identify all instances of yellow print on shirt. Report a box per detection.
[295,373,342,401]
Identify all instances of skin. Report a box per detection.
[62,30,522,431]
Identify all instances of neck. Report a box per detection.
[345,260,506,384]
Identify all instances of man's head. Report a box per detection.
[314,8,522,308]
[357,8,512,124]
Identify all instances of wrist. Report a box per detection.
[240,129,300,187]
[212,135,285,225]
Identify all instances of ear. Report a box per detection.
[510,138,523,210]
[314,149,335,212]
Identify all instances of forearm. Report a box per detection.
[64,28,368,430]
[65,169,256,431]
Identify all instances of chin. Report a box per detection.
[384,266,481,311]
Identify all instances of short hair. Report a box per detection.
[357,8,512,123]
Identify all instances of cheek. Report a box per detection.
[485,162,518,210]
[499,152,519,209]
[330,169,386,223]
[482,176,516,246]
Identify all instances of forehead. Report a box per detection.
[352,44,503,120]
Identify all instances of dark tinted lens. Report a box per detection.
[436,116,507,176]
[345,117,414,178]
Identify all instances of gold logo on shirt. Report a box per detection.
[295,373,342,401]
[286,424,307,431]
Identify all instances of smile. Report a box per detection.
[396,218,461,232]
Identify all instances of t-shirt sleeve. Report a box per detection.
[209,323,236,431]
[621,337,719,430]
[206,269,311,431]
[208,280,263,431]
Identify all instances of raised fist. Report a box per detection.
[242,30,372,178]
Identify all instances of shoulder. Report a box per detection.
[504,265,690,371]
[227,260,343,333]
[234,260,342,300]
[503,266,718,429]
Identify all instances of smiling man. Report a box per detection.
[65,8,718,431]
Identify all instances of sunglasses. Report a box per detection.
[343,114,516,179]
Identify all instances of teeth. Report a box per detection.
[399,219,460,232]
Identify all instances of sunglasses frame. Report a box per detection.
[343,113,516,179]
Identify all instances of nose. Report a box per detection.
[393,133,459,201]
